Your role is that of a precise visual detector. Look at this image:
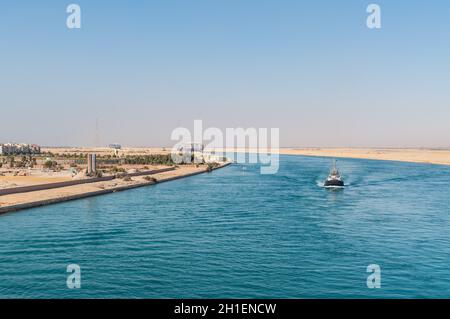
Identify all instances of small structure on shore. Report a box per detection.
[108,143,122,150]
[177,143,205,163]
[87,153,97,175]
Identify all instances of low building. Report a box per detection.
[176,143,205,163]
[0,143,41,156]
[177,143,204,153]
[108,144,122,150]
[30,144,41,154]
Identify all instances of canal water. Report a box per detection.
[1,155,450,298]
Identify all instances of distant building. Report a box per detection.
[0,143,41,156]
[176,143,205,163]
[108,144,122,150]
[177,143,204,153]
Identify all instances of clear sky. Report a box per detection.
[1,0,449,147]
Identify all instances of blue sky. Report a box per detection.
[1,1,449,147]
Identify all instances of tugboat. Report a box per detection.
[324,159,344,187]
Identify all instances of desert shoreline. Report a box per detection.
[0,162,230,216]
[41,147,450,166]
[217,147,450,166]
[2,146,449,215]
[277,148,450,166]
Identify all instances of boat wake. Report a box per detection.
[316,180,345,189]
[324,185,345,189]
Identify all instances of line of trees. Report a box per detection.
[0,156,37,168]
[123,154,175,165]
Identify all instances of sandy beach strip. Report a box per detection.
[209,147,450,166]
[277,148,450,166]
[0,176,72,189]
[0,163,230,215]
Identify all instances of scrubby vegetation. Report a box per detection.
[115,172,128,179]
[123,154,175,166]
[143,176,157,183]
[43,160,58,169]
[109,166,126,173]
[205,162,221,172]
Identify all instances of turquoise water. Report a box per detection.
[1,155,450,298]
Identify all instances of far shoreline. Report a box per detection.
[278,151,450,167]
[38,147,450,166]
[277,148,450,167]
[214,147,450,167]
[39,146,450,167]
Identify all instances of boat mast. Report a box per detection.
[331,159,338,175]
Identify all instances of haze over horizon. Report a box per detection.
[1,1,449,148]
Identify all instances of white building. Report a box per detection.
[0,143,41,155]
[109,143,122,150]
[176,143,206,163]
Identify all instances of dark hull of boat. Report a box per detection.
[324,179,344,187]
